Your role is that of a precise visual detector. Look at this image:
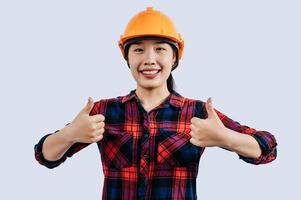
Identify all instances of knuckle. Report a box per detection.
[190,131,195,137]
[91,135,98,142]
[99,122,105,128]
[197,141,203,147]
[95,134,103,142]
[190,138,200,147]
[191,117,201,125]
[99,114,105,121]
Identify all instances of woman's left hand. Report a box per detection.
[189,97,228,147]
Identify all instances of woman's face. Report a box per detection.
[127,39,176,91]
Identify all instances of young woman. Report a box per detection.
[34,7,277,200]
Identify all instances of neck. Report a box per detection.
[135,85,170,112]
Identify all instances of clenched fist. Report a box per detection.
[66,97,105,143]
[189,97,227,147]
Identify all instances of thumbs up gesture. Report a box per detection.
[66,97,105,143]
[189,97,227,147]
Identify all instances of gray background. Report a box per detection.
[1,0,300,199]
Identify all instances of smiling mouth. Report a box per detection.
[140,70,161,74]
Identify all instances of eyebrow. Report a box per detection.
[131,41,168,45]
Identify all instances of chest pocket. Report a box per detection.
[100,127,133,169]
[157,129,201,167]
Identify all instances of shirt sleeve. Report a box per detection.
[34,100,102,169]
[214,108,277,165]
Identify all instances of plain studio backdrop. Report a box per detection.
[0,0,300,199]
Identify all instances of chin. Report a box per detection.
[138,83,162,90]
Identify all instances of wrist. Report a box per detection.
[59,124,77,144]
[218,127,235,149]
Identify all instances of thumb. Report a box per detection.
[205,97,217,118]
[81,97,94,114]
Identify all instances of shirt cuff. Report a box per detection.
[238,131,277,165]
[34,131,67,169]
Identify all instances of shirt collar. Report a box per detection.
[121,89,185,110]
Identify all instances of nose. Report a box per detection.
[143,48,156,66]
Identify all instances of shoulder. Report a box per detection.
[184,97,205,105]
[184,98,206,113]
[176,93,207,118]
[90,94,128,115]
[178,93,205,109]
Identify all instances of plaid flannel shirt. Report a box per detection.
[34,89,277,200]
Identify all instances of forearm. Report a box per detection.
[42,125,75,161]
[220,127,262,158]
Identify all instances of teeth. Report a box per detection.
[141,70,159,74]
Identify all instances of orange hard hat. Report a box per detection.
[118,7,184,60]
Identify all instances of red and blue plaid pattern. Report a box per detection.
[34,90,277,199]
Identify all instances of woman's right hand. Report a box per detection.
[64,97,105,143]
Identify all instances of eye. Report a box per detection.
[155,47,166,52]
[133,48,143,53]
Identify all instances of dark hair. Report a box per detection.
[124,37,179,92]
[168,44,178,93]
[167,73,176,92]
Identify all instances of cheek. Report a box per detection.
[128,55,141,70]
[160,57,174,72]
[161,53,175,66]
[128,61,140,79]
[127,58,134,68]
[129,67,139,80]
[162,68,172,78]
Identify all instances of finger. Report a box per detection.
[80,97,94,114]
[96,128,105,135]
[205,97,213,117]
[91,134,103,143]
[92,122,105,130]
[191,118,204,129]
[189,130,197,138]
[98,121,105,129]
[91,114,105,122]
[191,117,203,125]
[91,129,104,139]
[190,138,201,147]
[205,97,219,119]
[190,124,197,132]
